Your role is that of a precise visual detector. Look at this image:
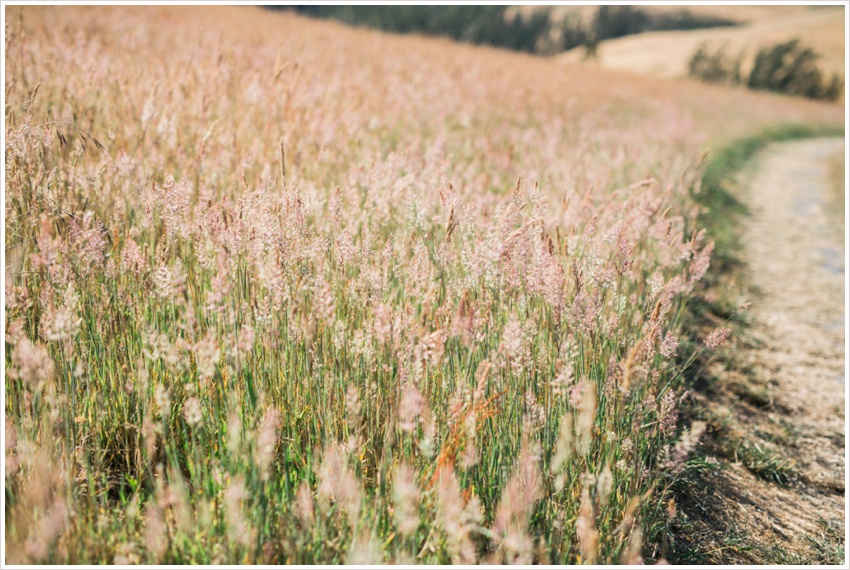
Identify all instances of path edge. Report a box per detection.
[668,122,846,564]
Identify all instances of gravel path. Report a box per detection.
[707,138,845,561]
[676,138,846,563]
[743,138,845,490]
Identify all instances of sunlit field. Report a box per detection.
[3,6,842,564]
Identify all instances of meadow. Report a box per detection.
[3,6,843,564]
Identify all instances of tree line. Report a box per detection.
[274,5,737,56]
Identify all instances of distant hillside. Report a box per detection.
[516,4,808,25]
[558,6,844,85]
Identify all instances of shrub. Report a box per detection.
[748,39,842,101]
[688,39,843,102]
[688,43,743,86]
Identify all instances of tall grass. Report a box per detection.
[3,6,843,565]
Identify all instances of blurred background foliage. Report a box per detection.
[278,5,738,56]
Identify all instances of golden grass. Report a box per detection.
[558,6,845,86]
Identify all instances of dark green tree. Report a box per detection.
[748,39,842,101]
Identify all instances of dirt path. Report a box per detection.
[676,138,846,564]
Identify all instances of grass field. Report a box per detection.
[2,6,844,564]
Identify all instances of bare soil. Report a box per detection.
[674,138,846,564]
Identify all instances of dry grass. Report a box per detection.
[558,6,845,86]
[2,5,844,565]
